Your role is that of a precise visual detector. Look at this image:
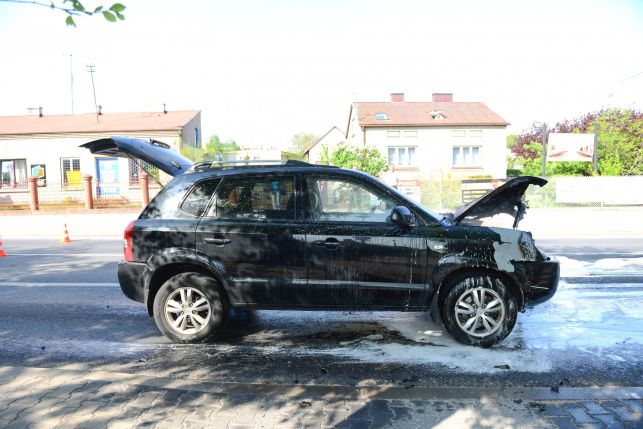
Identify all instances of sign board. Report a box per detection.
[547,133,594,162]
[30,164,46,187]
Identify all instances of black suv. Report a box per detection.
[83,137,559,347]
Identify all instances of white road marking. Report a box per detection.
[0,282,119,287]
[4,253,121,257]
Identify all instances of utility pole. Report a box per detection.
[86,64,98,117]
[70,55,74,114]
[541,123,548,177]
[593,124,599,174]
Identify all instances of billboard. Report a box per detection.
[547,133,594,162]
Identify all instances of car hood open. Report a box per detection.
[81,136,193,177]
[450,176,547,228]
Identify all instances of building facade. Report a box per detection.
[0,109,201,207]
[303,126,346,164]
[345,93,510,187]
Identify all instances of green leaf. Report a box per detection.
[115,12,125,20]
[65,15,76,27]
[110,3,126,12]
[72,0,85,11]
[94,6,103,13]
[50,2,55,9]
[102,10,116,22]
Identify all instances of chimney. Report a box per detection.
[38,106,43,117]
[390,93,405,102]
[163,103,167,114]
[432,93,453,102]
[97,105,103,115]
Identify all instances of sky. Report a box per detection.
[0,0,641,149]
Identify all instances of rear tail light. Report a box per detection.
[123,220,136,261]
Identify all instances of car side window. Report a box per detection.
[215,176,296,220]
[306,177,396,223]
[179,178,220,217]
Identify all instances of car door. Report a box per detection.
[303,174,428,309]
[196,173,308,307]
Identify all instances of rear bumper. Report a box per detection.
[117,260,146,303]
[516,256,560,307]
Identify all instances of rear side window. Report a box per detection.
[214,176,295,220]
[180,179,220,217]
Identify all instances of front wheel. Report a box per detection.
[441,274,517,347]
[153,272,227,343]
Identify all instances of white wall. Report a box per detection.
[0,133,178,205]
[357,126,507,180]
[308,127,345,164]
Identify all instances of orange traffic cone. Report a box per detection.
[0,238,6,257]
[60,224,72,243]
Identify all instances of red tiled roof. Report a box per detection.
[355,102,509,127]
[0,110,200,135]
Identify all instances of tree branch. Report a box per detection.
[1,0,84,16]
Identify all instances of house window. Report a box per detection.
[128,159,159,186]
[469,130,483,137]
[195,127,199,147]
[375,112,389,120]
[61,158,81,187]
[0,159,27,188]
[452,146,481,167]
[452,130,466,137]
[388,146,416,166]
[387,130,400,138]
[404,130,417,137]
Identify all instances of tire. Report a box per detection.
[441,274,517,348]
[153,272,227,343]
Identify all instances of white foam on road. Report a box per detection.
[299,284,643,373]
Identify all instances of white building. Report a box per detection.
[345,93,509,183]
[303,126,345,164]
[0,109,200,207]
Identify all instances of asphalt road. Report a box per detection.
[0,238,641,391]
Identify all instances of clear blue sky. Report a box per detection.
[0,0,641,148]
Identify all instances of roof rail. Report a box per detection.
[189,159,335,172]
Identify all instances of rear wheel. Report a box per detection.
[441,274,517,347]
[153,272,226,343]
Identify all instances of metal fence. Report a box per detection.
[416,176,643,212]
[2,176,641,212]
[0,180,163,211]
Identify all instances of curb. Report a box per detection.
[0,365,641,401]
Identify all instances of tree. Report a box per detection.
[2,0,126,27]
[288,133,318,155]
[509,109,643,176]
[200,135,240,161]
[328,144,387,177]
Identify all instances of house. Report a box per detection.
[303,126,345,164]
[0,108,201,206]
[345,93,510,188]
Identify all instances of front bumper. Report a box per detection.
[515,255,560,307]
[117,260,146,303]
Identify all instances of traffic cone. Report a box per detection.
[60,224,71,243]
[0,238,6,257]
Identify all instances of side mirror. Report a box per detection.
[390,206,416,228]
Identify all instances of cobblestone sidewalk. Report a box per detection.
[0,365,640,428]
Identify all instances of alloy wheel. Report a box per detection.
[454,287,506,337]
[164,287,211,335]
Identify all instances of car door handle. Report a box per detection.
[313,238,341,249]
[204,237,231,245]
